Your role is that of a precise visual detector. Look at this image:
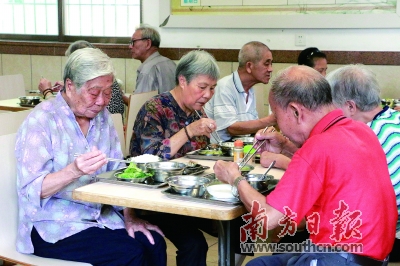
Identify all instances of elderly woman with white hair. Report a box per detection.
[16,48,166,265]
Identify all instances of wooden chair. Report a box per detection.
[110,113,127,158]
[0,133,90,266]
[125,91,157,156]
[0,74,25,100]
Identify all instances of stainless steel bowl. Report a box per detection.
[19,96,41,105]
[165,175,211,197]
[220,142,234,156]
[244,173,273,190]
[232,137,254,145]
[145,162,186,183]
[129,156,162,171]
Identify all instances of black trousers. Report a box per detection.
[389,238,400,262]
[31,226,167,266]
[140,212,210,266]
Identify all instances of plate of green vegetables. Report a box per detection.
[114,162,153,183]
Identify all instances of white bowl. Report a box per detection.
[206,184,235,199]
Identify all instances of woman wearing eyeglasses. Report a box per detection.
[297,47,328,76]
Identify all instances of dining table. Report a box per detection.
[0,98,37,112]
[73,156,285,266]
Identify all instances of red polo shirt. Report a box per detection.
[267,109,397,260]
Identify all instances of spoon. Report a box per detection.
[262,160,276,180]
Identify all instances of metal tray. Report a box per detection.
[95,165,210,189]
[19,102,40,108]
[185,149,234,161]
[161,179,278,206]
[97,176,168,188]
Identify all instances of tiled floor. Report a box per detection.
[1,236,400,266]
[165,232,272,266]
[166,232,400,266]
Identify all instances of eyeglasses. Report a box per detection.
[129,38,149,46]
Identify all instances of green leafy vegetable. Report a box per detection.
[117,163,152,179]
[241,165,251,171]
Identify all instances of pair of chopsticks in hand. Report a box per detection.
[194,110,223,144]
[238,126,276,170]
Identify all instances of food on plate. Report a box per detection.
[198,149,223,156]
[187,160,198,167]
[117,162,153,179]
[241,165,251,171]
[129,154,161,163]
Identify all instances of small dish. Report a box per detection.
[206,184,235,199]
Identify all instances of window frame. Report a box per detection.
[0,0,141,44]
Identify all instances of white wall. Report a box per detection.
[144,0,400,52]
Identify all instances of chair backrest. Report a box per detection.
[0,109,32,136]
[110,113,127,158]
[0,74,25,100]
[0,134,90,265]
[125,91,157,156]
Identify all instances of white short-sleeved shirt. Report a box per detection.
[204,71,258,142]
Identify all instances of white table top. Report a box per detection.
[73,157,284,221]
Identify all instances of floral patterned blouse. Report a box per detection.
[129,92,209,160]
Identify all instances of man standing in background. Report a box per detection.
[129,24,176,94]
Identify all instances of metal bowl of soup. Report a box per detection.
[165,175,211,197]
[145,162,186,183]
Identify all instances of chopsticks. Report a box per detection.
[238,126,276,170]
[194,110,223,144]
[73,153,130,164]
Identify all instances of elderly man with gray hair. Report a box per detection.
[129,24,176,94]
[204,41,276,143]
[327,64,400,262]
[214,65,396,266]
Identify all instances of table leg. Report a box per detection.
[218,220,235,266]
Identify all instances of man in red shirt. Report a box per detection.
[214,65,396,266]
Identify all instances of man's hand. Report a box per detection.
[260,151,291,170]
[213,160,241,185]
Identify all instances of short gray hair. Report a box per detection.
[238,41,270,68]
[326,64,381,112]
[63,48,115,91]
[175,50,220,85]
[136,24,161,48]
[65,40,95,56]
[271,65,332,111]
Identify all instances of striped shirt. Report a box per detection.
[368,106,400,234]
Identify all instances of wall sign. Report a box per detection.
[159,0,400,28]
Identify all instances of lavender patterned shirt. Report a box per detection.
[15,93,125,254]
